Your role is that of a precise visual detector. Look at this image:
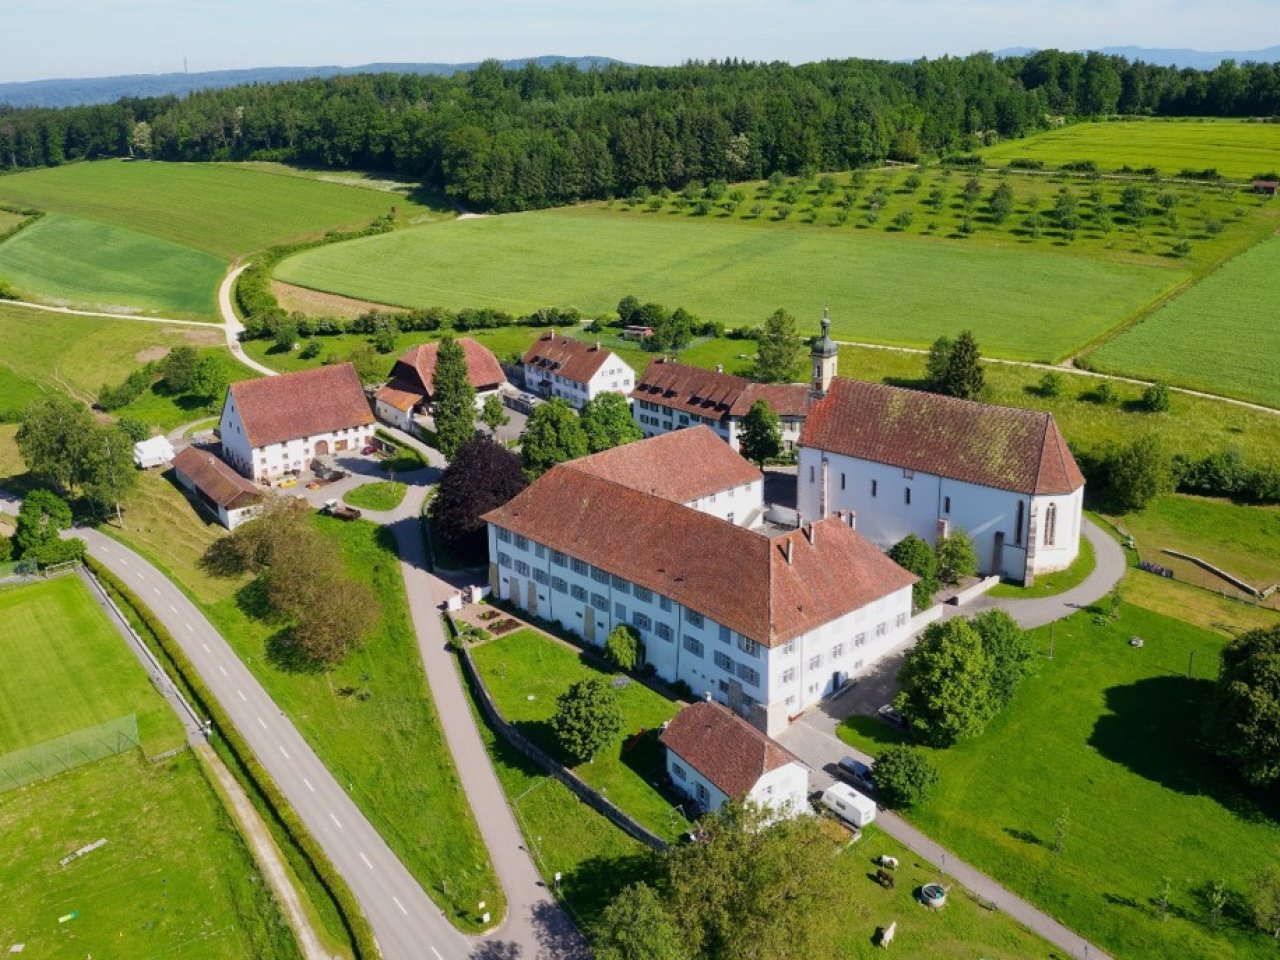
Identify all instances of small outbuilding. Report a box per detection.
[659,699,810,821]
[1252,179,1278,196]
[172,446,265,530]
[133,436,175,469]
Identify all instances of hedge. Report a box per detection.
[86,556,382,960]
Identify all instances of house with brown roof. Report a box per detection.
[660,699,810,820]
[483,432,917,735]
[630,359,812,452]
[219,363,376,482]
[172,445,266,530]
[373,338,507,431]
[521,331,635,410]
[798,325,1085,585]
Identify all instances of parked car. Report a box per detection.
[361,444,378,455]
[877,704,907,729]
[278,477,298,488]
[321,499,362,521]
[837,756,876,793]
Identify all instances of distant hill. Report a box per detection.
[0,56,629,108]
[995,45,1280,68]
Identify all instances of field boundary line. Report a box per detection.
[0,296,215,327]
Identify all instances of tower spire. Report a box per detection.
[810,304,838,399]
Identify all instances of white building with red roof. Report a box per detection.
[219,363,376,481]
[798,316,1085,585]
[374,338,507,430]
[660,699,809,820]
[521,331,635,410]
[483,429,916,735]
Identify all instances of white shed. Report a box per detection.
[133,436,175,469]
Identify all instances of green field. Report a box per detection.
[980,119,1280,182]
[0,577,297,959]
[277,206,1185,362]
[1089,236,1280,407]
[840,604,1280,960]
[0,159,431,258]
[343,480,407,511]
[0,213,225,320]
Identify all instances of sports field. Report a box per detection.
[0,213,225,319]
[0,577,298,959]
[980,119,1280,181]
[1088,235,1280,407]
[278,207,1186,361]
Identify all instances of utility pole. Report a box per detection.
[103,432,124,529]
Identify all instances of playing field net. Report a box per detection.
[0,713,140,793]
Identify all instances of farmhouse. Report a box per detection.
[484,429,916,736]
[521,331,635,410]
[172,445,265,530]
[797,321,1084,584]
[219,363,375,482]
[630,359,812,451]
[660,699,810,820]
[374,338,507,430]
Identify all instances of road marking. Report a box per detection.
[329,812,342,830]
[237,689,247,702]
[392,896,408,916]
[256,717,267,730]
[303,778,315,793]
[359,852,373,870]
[168,603,178,613]
[279,745,290,759]
[431,948,444,960]
[185,623,194,633]
[218,665,228,677]
[202,643,210,653]
[152,586,162,596]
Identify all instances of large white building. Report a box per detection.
[374,338,507,430]
[660,699,809,820]
[630,359,812,451]
[219,363,376,482]
[797,318,1085,585]
[521,331,635,410]
[483,428,917,736]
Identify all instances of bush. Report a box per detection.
[1141,381,1172,412]
[935,529,977,584]
[873,746,939,807]
[1087,380,1119,405]
[888,534,939,610]
[1204,625,1280,788]
[1037,371,1064,397]
[604,624,642,671]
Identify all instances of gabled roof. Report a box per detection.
[732,382,813,419]
[631,359,748,422]
[374,380,422,413]
[522,332,620,385]
[227,364,374,449]
[660,700,806,797]
[483,466,916,647]
[392,338,507,398]
[567,427,761,504]
[172,446,263,511]
[801,378,1085,496]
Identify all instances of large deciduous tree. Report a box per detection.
[520,398,589,478]
[81,424,139,519]
[971,609,1035,708]
[581,392,642,453]
[16,393,93,494]
[872,745,939,807]
[594,883,687,960]
[896,617,998,746]
[432,336,477,459]
[1204,624,1280,788]
[753,308,805,383]
[1104,433,1172,512]
[13,489,84,565]
[190,355,229,410]
[430,437,528,563]
[160,346,199,393]
[738,399,781,467]
[551,677,623,765]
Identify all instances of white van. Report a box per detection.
[820,782,877,828]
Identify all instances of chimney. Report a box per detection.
[804,522,815,545]
[596,340,602,351]
[704,691,714,703]
[715,363,724,374]
[847,510,856,530]
[785,537,793,565]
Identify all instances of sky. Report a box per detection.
[3,0,1276,83]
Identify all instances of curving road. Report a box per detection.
[217,262,279,377]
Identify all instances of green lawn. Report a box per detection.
[104,484,504,931]
[988,530,1096,599]
[116,348,258,431]
[0,209,30,233]
[0,213,226,320]
[0,159,432,259]
[343,480,407,511]
[277,205,1186,362]
[0,576,182,755]
[839,603,1280,960]
[1089,236,1280,407]
[470,628,690,842]
[980,119,1280,182]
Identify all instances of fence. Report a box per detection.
[0,714,140,793]
[455,644,668,852]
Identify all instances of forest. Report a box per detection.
[1,51,1278,211]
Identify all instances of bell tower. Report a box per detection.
[810,306,838,399]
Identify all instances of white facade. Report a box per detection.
[666,751,809,821]
[220,392,376,482]
[632,402,806,453]
[796,448,1083,582]
[683,479,764,526]
[374,398,414,432]
[523,354,635,411]
[487,523,914,736]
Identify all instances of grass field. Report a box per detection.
[1088,236,1280,407]
[0,159,431,259]
[343,480,407,511]
[471,628,689,842]
[840,603,1280,960]
[0,577,298,959]
[103,476,504,931]
[980,119,1280,182]
[277,206,1185,362]
[0,213,225,320]
[0,209,30,232]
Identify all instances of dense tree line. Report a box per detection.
[2,52,1278,211]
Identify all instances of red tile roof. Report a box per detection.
[483,467,916,646]
[374,380,422,413]
[392,338,507,398]
[172,445,263,511]
[660,700,806,797]
[522,331,617,384]
[228,363,374,448]
[568,427,761,503]
[733,382,813,419]
[802,378,1084,496]
[631,359,748,423]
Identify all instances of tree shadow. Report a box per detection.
[530,899,591,959]
[1088,677,1280,824]
[468,940,522,960]
[1003,826,1042,847]
[882,375,931,392]
[558,850,662,926]
[265,626,327,675]
[234,576,276,621]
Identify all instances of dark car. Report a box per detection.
[877,704,907,729]
[836,755,876,793]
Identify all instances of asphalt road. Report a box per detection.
[78,528,475,960]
